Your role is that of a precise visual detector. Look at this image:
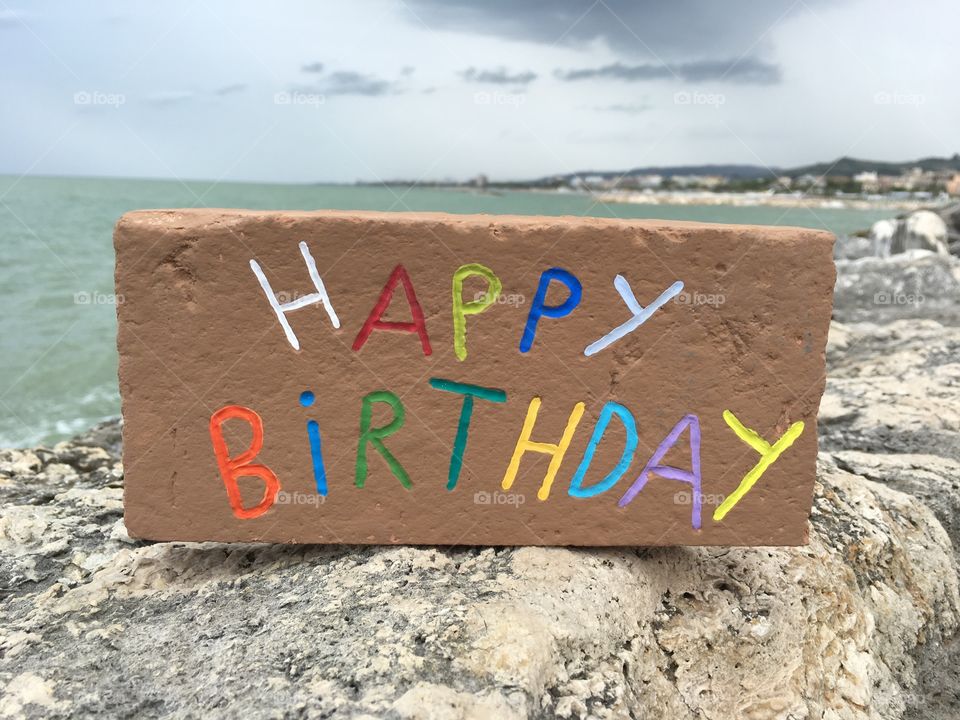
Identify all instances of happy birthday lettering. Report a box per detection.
[207,246,805,528]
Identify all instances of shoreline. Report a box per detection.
[380,184,952,212]
[582,189,943,212]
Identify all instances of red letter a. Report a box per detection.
[352,265,432,356]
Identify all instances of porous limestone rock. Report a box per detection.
[1,413,958,719]
[817,295,960,720]
[821,319,960,461]
[834,234,873,261]
[833,251,960,325]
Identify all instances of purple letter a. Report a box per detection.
[617,414,703,529]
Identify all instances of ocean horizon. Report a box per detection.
[0,174,893,447]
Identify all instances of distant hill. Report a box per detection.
[529,155,960,185]
[533,164,778,185]
[783,154,960,178]
[620,164,777,179]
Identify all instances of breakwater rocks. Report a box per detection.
[4,253,960,718]
[866,202,960,258]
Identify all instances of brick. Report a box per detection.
[115,210,834,545]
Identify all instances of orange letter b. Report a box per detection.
[209,405,280,519]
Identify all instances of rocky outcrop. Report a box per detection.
[833,250,960,325]
[4,255,960,719]
[858,203,960,260]
[1,424,958,719]
[822,319,960,460]
[834,234,873,261]
[870,211,950,258]
[934,202,960,254]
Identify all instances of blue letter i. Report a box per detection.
[300,390,328,496]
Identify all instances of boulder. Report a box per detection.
[0,423,958,719]
[817,308,960,720]
[934,202,960,253]
[833,250,960,325]
[870,211,950,258]
[869,218,898,257]
[822,319,960,527]
[834,234,873,261]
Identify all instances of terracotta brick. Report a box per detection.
[115,210,834,545]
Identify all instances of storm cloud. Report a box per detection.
[214,83,247,96]
[406,0,823,59]
[322,71,394,96]
[459,67,537,85]
[557,57,781,85]
[593,102,653,114]
[298,68,398,97]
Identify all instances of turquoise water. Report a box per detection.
[0,175,892,447]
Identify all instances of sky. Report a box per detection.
[1,0,957,183]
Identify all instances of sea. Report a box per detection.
[0,175,894,448]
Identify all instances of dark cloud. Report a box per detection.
[297,70,396,97]
[406,0,821,60]
[557,57,781,84]
[215,83,247,96]
[324,71,393,96]
[144,90,195,106]
[594,102,652,114]
[460,67,537,85]
[143,85,249,106]
[302,63,411,94]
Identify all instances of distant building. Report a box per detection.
[670,174,724,189]
[568,174,615,191]
[796,174,826,189]
[634,174,663,189]
[898,167,934,191]
[853,171,879,192]
[946,174,960,196]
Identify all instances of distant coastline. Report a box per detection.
[361,153,960,213]
[377,184,943,212]
[582,189,938,212]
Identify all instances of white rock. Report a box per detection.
[870,218,898,257]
